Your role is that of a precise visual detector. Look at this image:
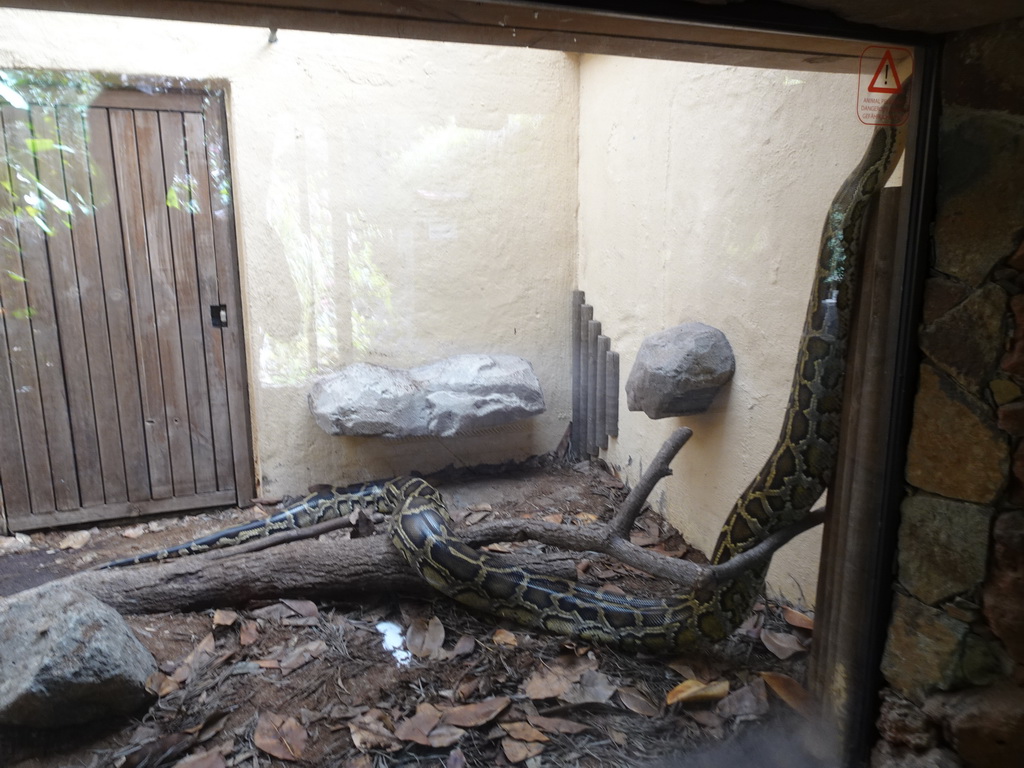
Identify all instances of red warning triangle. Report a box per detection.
[868,50,902,94]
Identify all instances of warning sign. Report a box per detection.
[858,46,912,126]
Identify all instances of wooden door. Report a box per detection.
[0,90,252,533]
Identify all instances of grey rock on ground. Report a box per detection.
[309,353,545,437]
[0,583,156,727]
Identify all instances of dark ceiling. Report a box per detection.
[722,0,1022,33]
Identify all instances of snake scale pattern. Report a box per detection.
[102,86,908,653]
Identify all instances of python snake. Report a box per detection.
[101,86,908,653]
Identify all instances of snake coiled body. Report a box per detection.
[102,89,907,653]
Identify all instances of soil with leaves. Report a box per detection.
[1,462,821,767]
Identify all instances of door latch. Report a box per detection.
[210,304,228,328]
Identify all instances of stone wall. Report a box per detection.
[872,18,1024,768]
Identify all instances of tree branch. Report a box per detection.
[30,429,826,618]
[49,535,582,615]
[608,427,692,537]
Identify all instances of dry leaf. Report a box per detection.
[442,696,510,728]
[121,733,196,768]
[523,667,572,700]
[451,634,476,658]
[253,712,307,762]
[761,672,816,719]
[407,616,446,659]
[617,686,660,716]
[240,620,259,646]
[279,639,328,676]
[687,709,725,729]
[501,737,545,763]
[562,669,616,705]
[171,632,217,684]
[761,629,807,660]
[739,612,764,638]
[395,703,444,746]
[122,524,146,539]
[455,677,480,702]
[715,678,770,719]
[526,714,588,735]
[212,609,238,627]
[58,530,91,550]
[446,747,468,768]
[463,509,492,526]
[492,628,518,646]
[783,606,815,631]
[501,721,549,742]
[146,671,179,697]
[608,727,629,746]
[666,659,696,679]
[482,542,513,553]
[428,724,467,748]
[280,598,319,618]
[666,679,730,706]
[171,750,227,768]
[349,708,401,752]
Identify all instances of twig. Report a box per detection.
[205,511,385,560]
[698,508,828,587]
[460,506,827,589]
[608,427,692,537]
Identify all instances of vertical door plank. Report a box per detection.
[108,108,173,499]
[134,110,195,497]
[183,111,233,491]
[58,106,128,505]
[0,109,35,519]
[87,108,150,502]
[203,100,253,502]
[33,105,104,508]
[5,107,79,511]
[159,111,216,493]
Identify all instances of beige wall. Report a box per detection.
[578,56,893,601]
[0,8,895,599]
[0,9,579,492]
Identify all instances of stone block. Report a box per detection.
[919,283,1006,392]
[921,277,972,327]
[983,510,1024,665]
[943,18,1024,115]
[905,364,1008,504]
[877,688,939,751]
[882,593,969,703]
[926,681,1024,768]
[870,741,963,768]
[625,322,734,418]
[1000,294,1024,381]
[897,495,992,606]
[996,401,1024,435]
[0,583,156,727]
[934,109,1024,286]
[308,354,545,438]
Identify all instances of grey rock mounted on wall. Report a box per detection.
[626,322,735,418]
[309,354,545,438]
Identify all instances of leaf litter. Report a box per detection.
[5,462,819,767]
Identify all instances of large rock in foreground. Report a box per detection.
[0,583,156,727]
[626,322,735,418]
[310,354,546,438]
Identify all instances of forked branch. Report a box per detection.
[38,427,825,615]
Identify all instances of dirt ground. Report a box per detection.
[0,460,824,767]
